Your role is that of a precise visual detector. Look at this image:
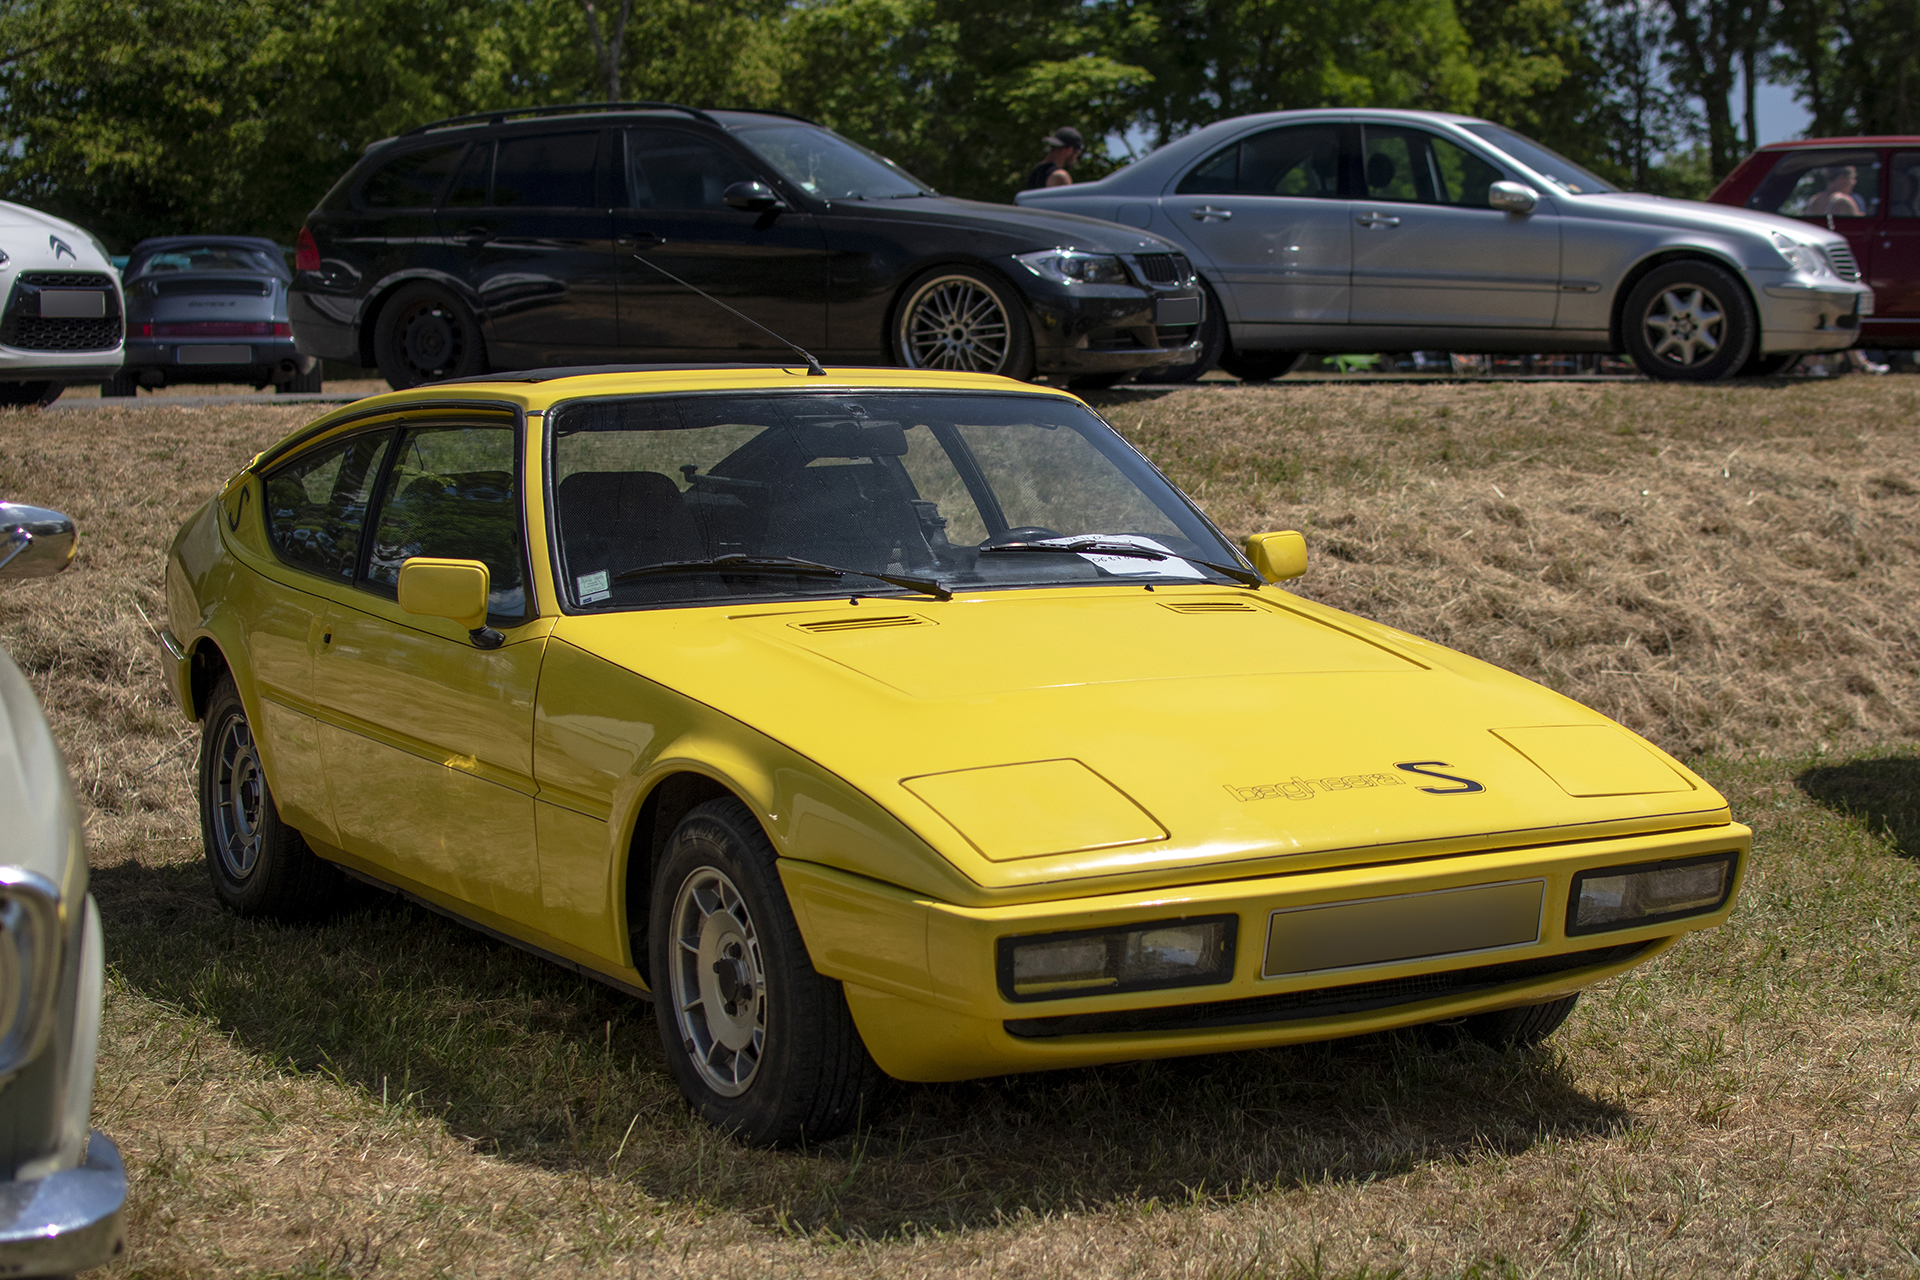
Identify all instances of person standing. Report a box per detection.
[1022,127,1083,192]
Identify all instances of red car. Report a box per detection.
[1710,139,1920,350]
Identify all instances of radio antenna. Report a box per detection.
[627,247,826,376]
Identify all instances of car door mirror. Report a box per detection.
[1243,530,1307,582]
[0,502,76,579]
[723,181,788,213]
[397,557,504,648]
[1489,181,1539,215]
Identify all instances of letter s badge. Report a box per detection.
[1395,761,1486,794]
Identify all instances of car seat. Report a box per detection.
[555,470,702,578]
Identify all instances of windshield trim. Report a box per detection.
[539,386,1254,615]
[1458,122,1617,195]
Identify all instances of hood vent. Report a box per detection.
[793,614,931,634]
[1159,600,1259,615]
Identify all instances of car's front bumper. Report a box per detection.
[0,1131,127,1276]
[782,821,1749,1082]
[1018,268,1208,375]
[0,347,122,384]
[1757,280,1876,353]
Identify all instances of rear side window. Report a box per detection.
[262,432,391,578]
[493,132,600,208]
[1890,152,1920,219]
[359,144,464,210]
[364,425,528,620]
[624,129,756,209]
[1176,124,1343,198]
[1749,149,1882,220]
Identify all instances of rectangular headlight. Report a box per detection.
[997,915,1237,1003]
[1566,852,1736,935]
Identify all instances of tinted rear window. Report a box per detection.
[359,144,464,209]
[129,244,288,279]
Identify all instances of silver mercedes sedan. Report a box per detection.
[1017,109,1873,382]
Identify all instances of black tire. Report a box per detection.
[650,797,879,1148]
[1066,371,1131,391]
[1218,349,1305,383]
[1134,279,1227,384]
[100,371,140,397]
[891,267,1035,380]
[1738,351,1796,377]
[0,381,63,407]
[1622,261,1755,382]
[1459,993,1578,1049]
[372,282,488,390]
[277,365,324,394]
[198,675,351,918]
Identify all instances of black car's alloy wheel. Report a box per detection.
[373,283,488,390]
[198,674,350,918]
[893,268,1035,380]
[650,798,879,1147]
[1623,261,1754,382]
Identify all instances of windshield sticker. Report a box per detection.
[577,570,610,604]
[1040,533,1205,579]
[1226,772,1407,802]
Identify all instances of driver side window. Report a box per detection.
[624,129,757,210]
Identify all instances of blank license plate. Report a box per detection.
[1263,879,1545,978]
[1155,296,1202,326]
[40,290,105,318]
[177,345,252,364]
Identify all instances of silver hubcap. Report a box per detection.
[669,866,766,1096]
[1643,285,1725,366]
[211,714,264,881]
[899,276,1011,372]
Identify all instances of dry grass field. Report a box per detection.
[3,377,1919,1278]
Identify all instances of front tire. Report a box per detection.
[892,267,1035,380]
[0,381,64,407]
[1218,349,1305,383]
[1623,261,1755,382]
[373,282,488,390]
[198,675,350,918]
[1459,993,1578,1049]
[650,798,879,1147]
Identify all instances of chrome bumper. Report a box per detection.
[0,1132,127,1275]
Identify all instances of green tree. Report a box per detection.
[1772,0,1920,134]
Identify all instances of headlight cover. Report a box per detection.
[0,868,61,1082]
[1771,231,1831,276]
[1014,249,1131,286]
[998,914,1237,1002]
[1566,852,1736,936]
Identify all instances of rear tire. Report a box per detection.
[373,282,488,390]
[1623,261,1755,382]
[100,371,139,397]
[198,675,351,919]
[277,365,324,394]
[1459,993,1579,1049]
[891,267,1035,381]
[1134,280,1227,384]
[1218,349,1305,383]
[650,798,880,1147]
[0,381,64,407]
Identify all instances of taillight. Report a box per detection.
[294,227,321,272]
[140,322,287,338]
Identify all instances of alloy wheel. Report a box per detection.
[669,865,768,1097]
[899,275,1012,373]
[1642,286,1725,367]
[210,713,265,882]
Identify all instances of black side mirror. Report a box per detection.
[723,181,788,213]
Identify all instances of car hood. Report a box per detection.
[1564,191,1846,245]
[831,195,1188,255]
[556,587,1730,892]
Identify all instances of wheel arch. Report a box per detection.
[1608,248,1763,352]
[183,634,232,722]
[355,270,489,369]
[882,256,1038,361]
[620,768,743,982]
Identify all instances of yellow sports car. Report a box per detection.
[160,367,1746,1146]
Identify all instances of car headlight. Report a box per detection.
[1566,853,1736,935]
[0,869,61,1082]
[998,914,1236,1002]
[1771,231,1830,276]
[1014,249,1131,286]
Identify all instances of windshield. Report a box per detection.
[732,123,932,200]
[1460,123,1616,195]
[128,243,289,279]
[548,391,1246,609]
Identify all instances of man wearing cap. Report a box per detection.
[1022,127,1083,191]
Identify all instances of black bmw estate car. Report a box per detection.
[289,104,1207,389]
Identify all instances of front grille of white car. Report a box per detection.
[1823,243,1861,280]
[2,272,122,352]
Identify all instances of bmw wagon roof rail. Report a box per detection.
[401,101,723,136]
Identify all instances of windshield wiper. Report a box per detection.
[612,554,952,600]
[980,539,1265,588]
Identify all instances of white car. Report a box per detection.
[0,503,127,1275]
[0,204,125,407]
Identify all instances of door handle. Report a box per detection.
[1356,212,1401,228]
[616,231,665,248]
[1188,206,1231,222]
